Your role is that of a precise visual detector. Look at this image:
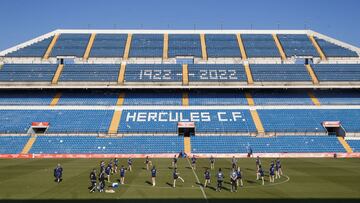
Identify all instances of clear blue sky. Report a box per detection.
[1,0,359,50]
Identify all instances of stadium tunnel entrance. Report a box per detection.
[27,122,49,134]
[322,121,346,137]
[178,122,195,137]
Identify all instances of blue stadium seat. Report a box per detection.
[0,64,57,82]
[29,136,184,154]
[346,140,360,152]
[277,34,319,57]
[0,136,30,154]
[189,90,247,105]
[5,37,54,57]
[242,34,280,58]
[57,90,119,106]
[315,37,358,57]
[258,109,360,133]
[0,110,113,133]
[90,34,127,57]
[251,89,313,105]
[51,34,90,57]
[312,64,360,81]
[59,64,120,82]
[0,90,55,105]
[129,34,163,57]
[168,34,202,57]
[205,34,241,58]
[250,64,311,82]
[191,136,346,153]
[314,89,360,105]
[123,91,182,106]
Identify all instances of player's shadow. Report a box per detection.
[246,180,256,184]
[185,166,192,169]
[165,182,173,187]
[245,167,255,171]
[145,181,152,186]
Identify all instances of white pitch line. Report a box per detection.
[186,158,208,202]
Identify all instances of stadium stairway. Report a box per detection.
[272,34,287,61]
[108,92,125,134]
[305,64,320,85]
[307,91,321,106]
[50,92,62,106]
[51,64,64,85]
[246,92,265,134]
[182,91,189,106]
[21,135,37,154]
[123,34,132,60]
[83,33,96,60]
[43,33,59,59]
[184,137,191,154]
[118,63,126,85]
[309,35,327,61]
[337,137,353,153]
[163,33,169,60]
[200,34,208,60]
[182,64,189,86]
[243,63,254,85]
[236,34,247,60]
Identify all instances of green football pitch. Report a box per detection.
[0,158,359,203]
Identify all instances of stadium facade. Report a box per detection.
[0,29,360,158]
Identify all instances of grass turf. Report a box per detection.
[0,158,359,202]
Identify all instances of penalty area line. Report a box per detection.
[186,158,208,202]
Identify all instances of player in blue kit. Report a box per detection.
[231,156,237,169]
[53,163,63,183]
[204,169,211,188]
[151,166,157,186]
[216,168,224,192]
[276,158,283,179]
[269,164,275,183]
[236,166,243,187]
[209,156,215,169]
[105,163,112,182]
[113,158,119,174]
[258,165,265,185]
[145,156,152,170]
[230,169,238,192]
[120,165,126,184]
[172,168,184,188]
[127,158,133,172]
[99,170,105,192]
[191,155,197,170]
[256,156,261,169]
[89,169,97,193]
[100,160,105,173]
[172,155,178,168]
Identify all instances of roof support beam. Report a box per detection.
[83,33,96,60]
[272,34,287,61]
[236,34,247,60]
[163,33,169,60]
[51,64,64,85]
[118,63,126,85]
[309,35,327,61]
[43,33,60,60]
[200,34,208,60]
[123,34,133,61]
[182,64,189,86]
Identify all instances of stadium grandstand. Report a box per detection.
[0,29,360,158]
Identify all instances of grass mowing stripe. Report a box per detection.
[186,158,208,202]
